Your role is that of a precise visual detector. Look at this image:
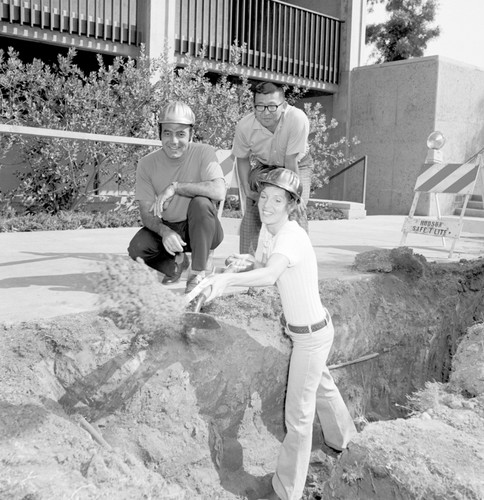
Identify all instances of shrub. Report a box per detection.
[306,202,344,221]
[1,43,357,214]
[0,47,156,213]
[0,46,253,214]
[0,198,343,232]
[0,203,140,232]
[304,102,360,190]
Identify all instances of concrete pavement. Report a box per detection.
[1,216,483,324]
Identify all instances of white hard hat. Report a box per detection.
[159,101,195,125]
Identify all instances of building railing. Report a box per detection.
[0,0,138,45]
[175,0,342,88]
[1,0,342,90]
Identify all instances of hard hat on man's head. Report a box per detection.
[260,167,302,203]
[159,101,195,125]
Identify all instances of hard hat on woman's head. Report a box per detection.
[159,101,195,125]
[260,167,302,202]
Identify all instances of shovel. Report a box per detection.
[183,263,238,331]
[183,310,220,329]
[183,277,216,336]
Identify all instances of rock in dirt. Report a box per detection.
[353,246,427,276]
[450,323,484,397]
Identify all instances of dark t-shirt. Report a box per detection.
[135,143,223,222]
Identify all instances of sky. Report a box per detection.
[366,0,484,69]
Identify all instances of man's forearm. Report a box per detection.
[138,202,169,237]
[141,212,169,237]
[175,179,225,202]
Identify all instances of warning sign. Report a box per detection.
[402,217,461,238]
[400,154,483,258]
[414,161,479,195]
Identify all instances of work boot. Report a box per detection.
[321,441,343,459]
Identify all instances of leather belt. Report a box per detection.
[281,314,329,334]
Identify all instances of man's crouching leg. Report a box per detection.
[127,227,176,277]
[186,196,224,292]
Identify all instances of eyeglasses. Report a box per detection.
[254,103,284,113]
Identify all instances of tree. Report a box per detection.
[367,0,386,11]
[366,0,440,63]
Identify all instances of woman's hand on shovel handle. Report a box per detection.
[196,274,230,303]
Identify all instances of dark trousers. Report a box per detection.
[128,196,223,275]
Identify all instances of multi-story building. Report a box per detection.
[0,0,367,206]
[0,0,366,116]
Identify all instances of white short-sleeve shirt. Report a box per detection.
[233,104,309,165]
[255,221,325,325]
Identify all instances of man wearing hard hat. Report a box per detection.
[128,101,226,293]
[233,82,312,254]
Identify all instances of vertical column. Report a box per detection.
[331,0,367,201]
[345,0,367,70]
[137,0,176,61]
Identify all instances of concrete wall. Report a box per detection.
[435,59,484,170]
[337,56,484,215]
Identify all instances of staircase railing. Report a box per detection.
[327,155,367,204]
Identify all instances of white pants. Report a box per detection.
[272,317,357,500]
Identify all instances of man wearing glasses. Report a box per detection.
[233,82,312,254]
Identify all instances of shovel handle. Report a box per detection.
[192,286,211,313]
[184,281,209,304]
[185,262,237,306]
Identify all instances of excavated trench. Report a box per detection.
[1,249,484,499]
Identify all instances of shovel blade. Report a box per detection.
[183,312,221,330]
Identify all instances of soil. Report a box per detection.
[1,249,484,500]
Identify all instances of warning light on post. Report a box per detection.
[425,131,445,163]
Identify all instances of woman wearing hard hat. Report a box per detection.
[191,168,356,500]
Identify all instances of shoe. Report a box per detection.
[258,475,280,500]
[162,253,189,284]
[185,271,205,294]
[321,441,343,459]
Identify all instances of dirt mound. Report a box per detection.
[1,250,484,499]
[318,376,484,500]
[0,316,186,499]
